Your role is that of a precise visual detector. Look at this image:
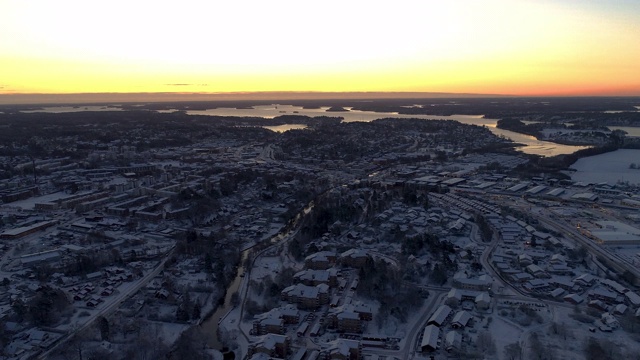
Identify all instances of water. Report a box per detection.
[21,105,122,113]
[200,201,312,349]
[199,251,249,349]
[175,105,585,156]
[609,126,640,137]
[19,104,587,156]
[263,124,308,133]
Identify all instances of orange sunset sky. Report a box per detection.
[1,0,639,101]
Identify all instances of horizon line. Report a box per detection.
[1,91,639,105]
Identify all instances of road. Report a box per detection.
[533,207,640,284]
[360,291,446,360]
[37,248,175,359]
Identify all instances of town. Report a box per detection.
[0,101,640,360]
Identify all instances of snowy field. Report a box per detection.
[570,149,640,185]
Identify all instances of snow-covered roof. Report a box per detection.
[428,305,452,326]
[420,325,439,350]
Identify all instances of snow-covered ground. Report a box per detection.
[570,149,640,185]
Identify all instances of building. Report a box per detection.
[336,311,362,333]
[589,221,640,245]
[451,311,472,329]
[294,269,338,287]
[253,318,285,335]
[339,249,370,268]
[452,273,492,291]
[281,284,329,310]
[574,274,597,287]
[475,292,491,310]
[427,305,452,327]
[20,250,61,267]
[444,331,462,352]
[304,251,336,270]
[248,334,290,359]
[563,293,585,305]
[327,339,361,360]
[0,220,57,240]
[420,325,439,352]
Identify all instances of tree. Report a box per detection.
[230,292,240,307]
[0,319,7,355]
[429,263,447,285]
[529,332,545,360]
[98,316,110,341]
[503,342,522,360]
[192,302,201,320]
[176,293,192,322]
[584,337,613,360]
[476,331,496,355]
[170,327,208,360]
[204,253,213,273]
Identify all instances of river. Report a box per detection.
[200,200,313,349]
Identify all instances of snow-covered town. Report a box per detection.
[1,99,640,360]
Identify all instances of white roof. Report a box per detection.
[420,325,439,349]
[452,311,472,326]
[428,305,452,326]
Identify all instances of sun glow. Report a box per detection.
[1,0,639,97]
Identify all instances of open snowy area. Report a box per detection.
[570,149,640,185]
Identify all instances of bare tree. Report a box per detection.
[504,342,522,360]
[476,331,496,355]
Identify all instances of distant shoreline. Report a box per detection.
[0,91,514,105]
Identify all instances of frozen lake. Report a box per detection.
[570,149,640,185]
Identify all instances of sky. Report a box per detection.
[1,0,640,98]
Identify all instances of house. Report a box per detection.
[549,254,566,264]
[445,288,463,305]
[600,279,628,294]
[248,334,290,359]
[588,287,620,304]
[524,279,549,292]
[327,339,361,360]
[574,274,597,287]
[525,264,548,278]
[304,251,336,270]
[421,325,440,352]
[626,291,640,307]
[601,313,619,329]
[551,278,580,292]
[517,254,533,266]
[614,304,628,315]
[563,293,584,305]
[475,292,491,310]
[588,300,608,312]
[339,249,370,268]
[155,289,170,299]
[549,288,566,298]
[511,273,533,283]
[294,269,338,287]
[452,273,492,291]
[445,331,462,352]
[451,311,472,329]
[427,305,452,327]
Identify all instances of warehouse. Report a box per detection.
[590,221,640,245]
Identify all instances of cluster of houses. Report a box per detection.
[420,304,474,353]
[248,248,378,360]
